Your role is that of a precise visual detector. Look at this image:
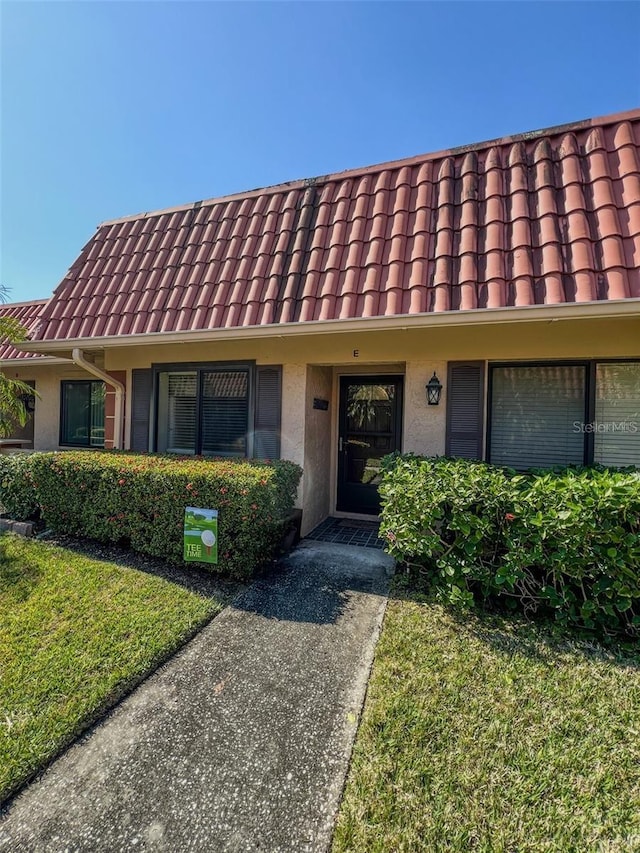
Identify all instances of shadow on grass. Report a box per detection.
[0,540,43,604]
[43,533,387,626]
[38,533,242,603]
[389,574,640,671]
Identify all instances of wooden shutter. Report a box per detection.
[254,366,282,459]
[445,362,485,459]
[131,369,152,451]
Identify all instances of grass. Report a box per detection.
[0,533,227,803]
[333,588,640,853]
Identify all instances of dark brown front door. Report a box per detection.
[337,376,403,515]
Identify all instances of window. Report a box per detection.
[60,381,105,447]
[490,365,586,468]
[157,372,197,454]
[594,362,640,467]
[156,365,251,457]
[488,361,640,469]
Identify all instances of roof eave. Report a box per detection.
[0,355,73,366]
[17,299,640,354]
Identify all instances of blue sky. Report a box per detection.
[2,1,639,302]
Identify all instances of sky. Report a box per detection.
[2,1,639,303]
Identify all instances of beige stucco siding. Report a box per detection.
[302,366,333,535]
[403,360,448,457]
[6,314,639,528]
[100,317,640,372]
[280,363,306,511]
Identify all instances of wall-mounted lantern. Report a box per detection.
[20,393,36,413]
[426,372,443,406]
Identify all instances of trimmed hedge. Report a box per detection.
[380,454,640,637]
[1,451,301,580]
[0,454,39,521]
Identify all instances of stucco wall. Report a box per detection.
[302,366,333,535]
[403,360,448,457]
[9,314,638,515]
[280,363,307,509]
[102,316,640,372]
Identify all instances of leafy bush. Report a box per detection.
[0,453,39,520]
[21,451,301,580]
[380,454,640,637]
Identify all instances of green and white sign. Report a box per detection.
[184,507,218,564]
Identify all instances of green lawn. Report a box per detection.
[0,534,227,803]
[334,590,640,853]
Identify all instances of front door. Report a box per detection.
[337,376,403,515]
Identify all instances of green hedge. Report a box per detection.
[2,451,301,580]
[0,454,39,521]
[380,454,640,637]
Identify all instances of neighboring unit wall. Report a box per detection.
[4,362,94,451]
[302,365,333,536]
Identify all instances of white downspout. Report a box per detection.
[72,348,125,450]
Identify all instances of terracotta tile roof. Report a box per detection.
[0,300,48,360]
[31,109,640,342]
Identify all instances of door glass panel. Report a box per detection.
[61,382,91,446]
[89,383,106,447]
[345,383,396,486]
[61,381,105,447]
[346,383,395,432]
[338,376,403,515]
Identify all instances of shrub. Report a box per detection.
[380,454,640,637]
[25,451,302,580]
[0,453,40,521]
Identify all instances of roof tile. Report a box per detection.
[25,109,640,342]
[0,300,49,360]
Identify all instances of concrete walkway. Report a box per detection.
[0,541,393,853]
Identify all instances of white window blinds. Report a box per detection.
[157,372,197,454]
[201,370,249,457]
[490,365,586,468]
[594,363,640,468]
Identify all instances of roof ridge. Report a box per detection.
[97,107,640,229]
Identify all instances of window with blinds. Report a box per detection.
[156,367,251,457]
[201,370,249,457]
[594,362,640,467]
[489,365,586,468]
[157,372,197,454]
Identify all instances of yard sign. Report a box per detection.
[184,507,218,564]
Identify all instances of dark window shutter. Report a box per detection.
[131,369,152,451]
[254,366,282,459]
[445,361,485,459]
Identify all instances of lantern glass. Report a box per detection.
[426,372,442,406]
